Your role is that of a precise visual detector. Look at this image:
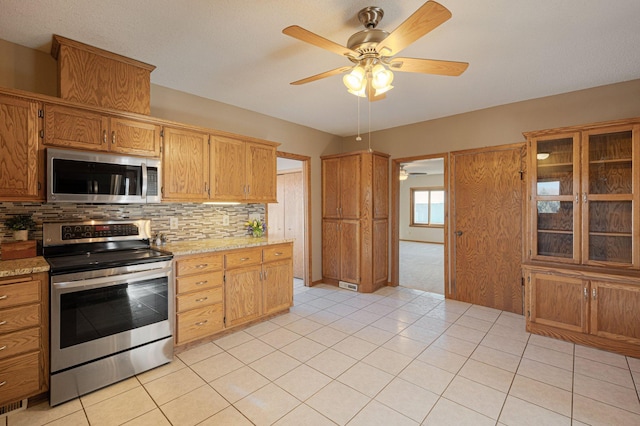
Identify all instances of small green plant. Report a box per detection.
[4,214,36,231]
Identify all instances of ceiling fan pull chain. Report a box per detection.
[356,94,362,141]
[368,98,372,151]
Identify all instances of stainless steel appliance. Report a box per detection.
[46,148,161,203]
[43,219,173,406]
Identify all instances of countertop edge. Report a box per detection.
[0,257,50,278]
[153,237,294,257]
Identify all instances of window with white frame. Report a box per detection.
[411,187,445,227]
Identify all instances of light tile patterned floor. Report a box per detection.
[5,283,640,425]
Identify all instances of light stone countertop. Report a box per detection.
[153,237,293,257]
[0,256,50,278]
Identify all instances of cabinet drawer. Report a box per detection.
[0,305,40,333]
[176,254,223,276]
[176,287,223,313]
[176,304,224,344]
[225,248,262,269]
[0,280,40,309]
[176,271,223,294]
[0,327,40,361]
[0,351,40,404]
[263,244,292,263]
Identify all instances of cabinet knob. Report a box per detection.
[0,295,7,300]
[240,257,250,261]
[0,381,6,387]
[195,281,208,286]
[0,345,6,351]
[0,321,6,326]
[196,264,208,269]
[102,130,107,144]
[195,320,208,326]
[592,288,597,299]
[195,297,208,303]
[455,231,463,236]
[274,252,282,256]
[111,131,116,144]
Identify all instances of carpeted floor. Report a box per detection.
[399,241,444,294]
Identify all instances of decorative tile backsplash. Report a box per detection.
[0,202,265,246]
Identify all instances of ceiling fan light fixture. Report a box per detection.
[343,66,367,92]
[371,64,393,89]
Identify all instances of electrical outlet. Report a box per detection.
[222,214,229,226]
[170,217,178,229]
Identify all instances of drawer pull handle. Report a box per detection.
[0,381,6,387]
[0,295,6,300]
[0,345,6,351]
[274,252,283,256]
[0,321,6,326]
[195,281,208,286]
[195,320,208,326]
[196,264,208,269]
[195,297,208,302]
[240,257,250,261]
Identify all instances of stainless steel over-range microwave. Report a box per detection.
[47,148,161,203]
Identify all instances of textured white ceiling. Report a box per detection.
[1,1,639,137]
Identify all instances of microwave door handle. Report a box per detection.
[141,163,148,200]
[93,180,99,194]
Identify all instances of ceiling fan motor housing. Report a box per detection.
[347,6,390,59]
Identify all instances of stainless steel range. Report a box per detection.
[43,219,174,406]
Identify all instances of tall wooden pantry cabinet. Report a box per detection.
[522,117,640,357]
[321,150,389,293]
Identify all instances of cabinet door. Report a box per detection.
[246,142,276,202]
[322,220,340,281]
[340,220,360,284]
[590,280,640,344]
[162,127,209,201]
[528,271,588,333]
[581,125,639,268]
[212,136,246,201]
[529,133,581,263]
[44,104,109,151]
[0,95,41,200]
[225,265,262,327]
[373,153,389,219]
[322,158,341,218]
[263,259,292,315]
[340,155,361,219]
[110,117,161,157]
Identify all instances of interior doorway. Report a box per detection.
[392,155,448,294]
[267,152,311,286]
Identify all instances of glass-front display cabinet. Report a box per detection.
[528,124,639,268]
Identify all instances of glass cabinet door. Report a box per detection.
[530,133,581,263]
[582,125,638,267]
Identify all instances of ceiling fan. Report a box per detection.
[282,0,468,101]
[399,164,428,180]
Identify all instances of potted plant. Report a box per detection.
[4,214,36,241]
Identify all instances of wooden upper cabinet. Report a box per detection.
[246,142,277,203]
[526,121,639,268]
[162,127,209,201]
[321,155,361,219]
[109,117,161,157]
[211,136,277,202]
[322,158,341,218]
[0,94,42,201]
[43,104,160,157]
[373,153,389,219]
[52,35,154,115]
[212,136,246,201]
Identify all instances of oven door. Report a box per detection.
[50,262,173,373]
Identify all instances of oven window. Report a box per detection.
[59,277,168,349]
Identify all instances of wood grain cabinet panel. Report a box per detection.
[321,151,389,292]
[211,136,277,203]
[44,104,161,157]
[0,273,49,406]
[162,127,210,201]
[263,259,292,316]
[590,281,640,345]
[0,94,42,201]
[224,264,262,327]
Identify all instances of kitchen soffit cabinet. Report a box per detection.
[523,117,640,357]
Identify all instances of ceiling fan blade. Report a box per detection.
[389,57,468,76]
[378,1,452,56]
[290,66,352,85]
[283,25,359,59]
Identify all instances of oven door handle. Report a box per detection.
[52,268,170,292]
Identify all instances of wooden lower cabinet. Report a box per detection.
[174,243,293,348]
[0,272,49,406]
[174,253,224,345]
[524,265,640,357]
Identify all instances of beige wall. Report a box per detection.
[2,37,640,283]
